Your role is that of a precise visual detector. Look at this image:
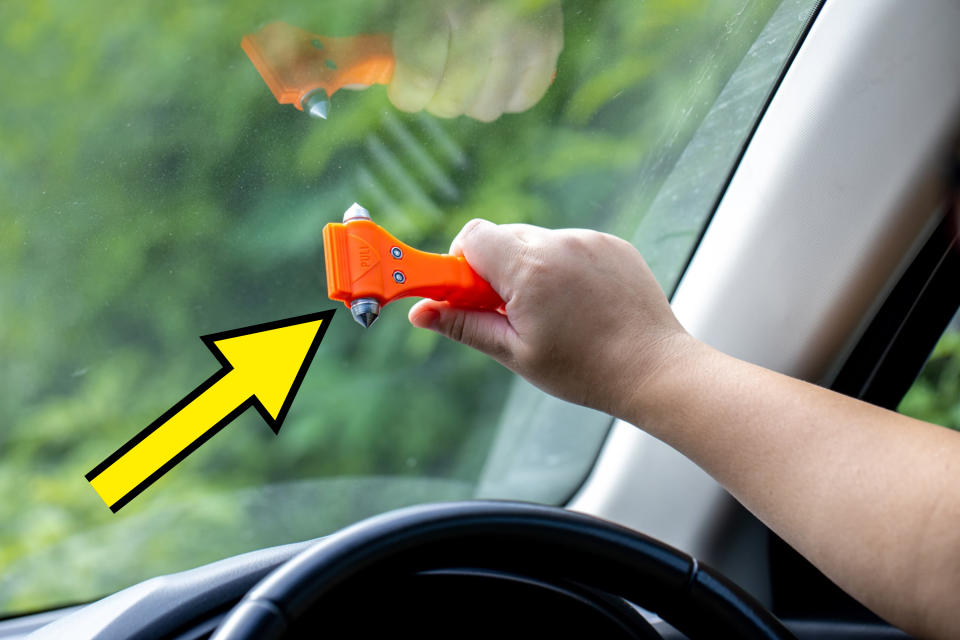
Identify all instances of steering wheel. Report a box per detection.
[210,501,795,639]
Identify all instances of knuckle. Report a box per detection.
[557,231,588,254]
[425,102,459,119]
[561,230,630,263]
[512,242,547,289]
[461,218,487,238]
[447,311,468,344]
[603,232,637,258]
[456,218,493,255]
[600,231,631,249]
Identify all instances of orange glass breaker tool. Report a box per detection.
[241,21,394,119]
[323,204,504,327]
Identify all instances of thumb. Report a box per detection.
[409,299,519,364]
[448,219,533,301]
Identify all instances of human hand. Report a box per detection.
[408,220,696,418]
[388,1,563,122]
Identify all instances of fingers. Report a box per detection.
[409,299,520,364]
[504,50,556,114]
[425,9,496,118]
[505,6,563,113]
[447,219,539,300]
[389,1,563,121]
[448,220,538,256]
[388,9,451,113]
[465,31,521,122]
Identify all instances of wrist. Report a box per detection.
[612,331,710,430]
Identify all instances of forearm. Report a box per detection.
[623,337,960,639]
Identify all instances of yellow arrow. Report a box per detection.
[86,310,336,512]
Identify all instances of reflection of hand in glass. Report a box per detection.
[388,1,563,122]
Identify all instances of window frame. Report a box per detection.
[830,205,960,409]
[769,197,960,621]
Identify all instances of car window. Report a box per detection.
[0,0,819,614]
[898,310,960,431]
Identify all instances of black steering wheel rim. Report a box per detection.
[211,501,795,640]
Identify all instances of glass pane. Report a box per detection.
[899,310,960,431]
[0,0,818,614]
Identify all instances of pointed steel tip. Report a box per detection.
[349,298,380,328]
[301,89,330,120]
[353,311,379,328]
[308,100,329,120]
[343,202,372,223]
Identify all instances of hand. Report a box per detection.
[388,1,563,122]
[408,219,695,417]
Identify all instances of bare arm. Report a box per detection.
[408,219,960,639]
[635,338,960,639]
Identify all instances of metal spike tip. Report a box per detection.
[353,310,379,328]
[350,298,380,328]
[342,202,372,223]
[301,89,330,120]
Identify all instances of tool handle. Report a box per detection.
[323,221,504,311]
[241,22,394,110]
[408,251,504,310]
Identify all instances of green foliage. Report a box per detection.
[899,328,960,431]
[0,0,783,613]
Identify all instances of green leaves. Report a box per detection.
[899,329,960,431]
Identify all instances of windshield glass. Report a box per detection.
[0,0,818,614]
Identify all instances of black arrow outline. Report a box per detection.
[85,309,336,512]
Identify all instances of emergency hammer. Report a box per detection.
[323,204,504,327]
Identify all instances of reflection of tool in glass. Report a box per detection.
[241,21,394,120]
[323,203,503,327]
